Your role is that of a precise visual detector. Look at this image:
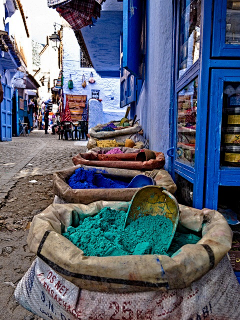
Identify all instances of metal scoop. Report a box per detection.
[124,186,179,251]
[127,174,155,188]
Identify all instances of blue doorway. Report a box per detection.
[0,83,12,141]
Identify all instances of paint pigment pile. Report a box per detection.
[68,167,128,189]
[63,207,201,257]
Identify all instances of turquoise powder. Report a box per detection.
[62,207,201,257]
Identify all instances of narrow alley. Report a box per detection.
[0,131,87,319]
[1,0,240,319]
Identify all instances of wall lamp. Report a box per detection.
[49,22,62,50]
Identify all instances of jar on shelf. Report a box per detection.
[223,127,240,145]
[224,145,240,167]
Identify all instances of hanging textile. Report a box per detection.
[47,0,72,8]
[48,0,103,30]
[62,97,72,121]
[48,0,106,8]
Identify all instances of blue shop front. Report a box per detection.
[120,0,240,221]
[0,31,22,141]
[169,0,240,219]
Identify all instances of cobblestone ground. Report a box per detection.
[0,130,87,320]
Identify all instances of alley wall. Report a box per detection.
[135,0,173,169]
[62,27,125,123]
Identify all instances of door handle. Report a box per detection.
[167,147,175,158]
[167,147,183,158]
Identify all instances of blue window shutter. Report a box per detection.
[120,68,137,107]
[123,0,143,77]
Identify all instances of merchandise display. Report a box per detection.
[177,78,198,166]
[68,167,128,189]
[63,207,201,257]
[222,84,240,166]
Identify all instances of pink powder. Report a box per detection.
[106,148,124,155]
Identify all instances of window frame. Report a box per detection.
[212,0,240,57]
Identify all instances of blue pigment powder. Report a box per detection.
[68,167,128,189]
[62,207,201,257]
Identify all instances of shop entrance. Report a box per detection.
[0,83,12,141]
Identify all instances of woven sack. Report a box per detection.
[15,255,240,320]
[89,121,142,139]
[72,148,165,170]
[52,165,176,204]
[27,201,232,293]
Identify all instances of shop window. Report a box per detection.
[177,77,198,167]
[226,0,240,44]
[221,81,240,167]
[178,0,201,78]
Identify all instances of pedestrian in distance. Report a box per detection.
[44,106,49,134]
[38,113,42,130]
[51,112,61,135]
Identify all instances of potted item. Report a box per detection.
[82,74,87,88]
[68,74,73,89]
[89,72,95,84]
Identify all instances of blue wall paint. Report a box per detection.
[135,0,173,169]
[81,11,123,75]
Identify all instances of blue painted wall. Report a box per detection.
[135,0,173,169]
[81,11,123,76]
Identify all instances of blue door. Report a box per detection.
[0,84,12,141]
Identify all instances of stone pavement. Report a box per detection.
[0,129,87,205]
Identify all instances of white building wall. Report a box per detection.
[36,43,59,101]
[0,0,5,30]
[9,6,32,73]
[62,27,125,124]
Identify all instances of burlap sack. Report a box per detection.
[27,201,232,293]
[87,122,144,149]
[15,255,240,320]
[72,148,165,170]
[53,165,176,204]
[89,122,142,139]
[87,136,146,150]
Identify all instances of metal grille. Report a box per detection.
[91,89,100,99]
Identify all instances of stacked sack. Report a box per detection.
[87,119,148,150]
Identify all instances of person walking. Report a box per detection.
[38,112,42,130]
[51,112,61,135]
[44,106,49,134]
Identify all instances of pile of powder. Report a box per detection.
[63,207,127,257]
[119,215,173,255]
[167,232,201,256]
[62,207,201,257]
[106,147,124,155]
[100,123,117,132]
[68,167,128,189]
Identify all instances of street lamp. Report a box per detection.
[49,23,61,50]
